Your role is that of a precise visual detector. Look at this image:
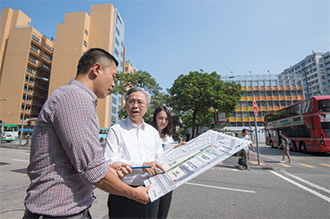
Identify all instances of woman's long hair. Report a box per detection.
[151,106,174,137]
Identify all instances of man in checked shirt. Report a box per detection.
[23,48,150,219]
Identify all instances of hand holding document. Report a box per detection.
[144,130,252,202]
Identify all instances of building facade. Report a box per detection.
[222,74,304,142]
[49,3,125,128]
[280,51,330,99]
[0,8,53,126]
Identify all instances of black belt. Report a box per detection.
[24,208,89,219]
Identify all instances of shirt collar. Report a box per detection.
[69,79,98,107]
[126,117,146,130]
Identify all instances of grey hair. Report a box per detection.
[124,87,151,104]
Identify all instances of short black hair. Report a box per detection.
[151,106,174,137]
[242,128,247,133]
[77,48,118,75]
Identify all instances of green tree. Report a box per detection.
[113,70,162,96]
[169,70,243,138]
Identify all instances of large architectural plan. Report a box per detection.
[144,130,251,202]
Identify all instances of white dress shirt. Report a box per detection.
[104,117,163,186]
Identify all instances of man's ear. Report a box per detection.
[91,63,102,77]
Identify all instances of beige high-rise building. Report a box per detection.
[50,3,125,128]
[0,8,53,126]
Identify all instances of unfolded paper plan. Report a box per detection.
[144,130,252,202]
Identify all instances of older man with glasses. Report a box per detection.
[104,87,166,218]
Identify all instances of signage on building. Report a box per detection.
[214,112,226,123]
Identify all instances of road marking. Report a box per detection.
[250,161,264,165]
[12,159,29,163]
[282,171,330,195]
[278,163,292,167]
[319,163,330,167]
[297,163,315,168]
[270,171,330,203]
[185,182,255,194]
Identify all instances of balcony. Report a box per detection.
[247,86,253,91]
[247,96,253,101]
[259,86,265,90]
[274,106,280,110]
[241,96,247,101]
[242,106,248,111]
[285,86,291,90]
[260,96,266,100]
[266,86,271,90]
[273,96,279,100]
[298,96,304,100]
[272,86,278,90]
[278,86,284,90]
[254,96,260,101]
[249,117,255,121]
[257,117,263,122]
[236,107,242,111]
[230,117,236,122]
[285,96,292,100]
[279,96,285,100]
[261,106,267,111]
[243,117,249,122]
[269,106,274,110]
[248,106,254,111]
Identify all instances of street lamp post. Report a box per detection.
[19,74,48,145]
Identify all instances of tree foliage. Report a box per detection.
[169,70,243,138]
[112,70,162,97]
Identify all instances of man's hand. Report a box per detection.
[108,162,132,178]
[130,185,151,204]
[142,161,166,176]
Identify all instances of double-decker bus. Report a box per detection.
[1,124,19,142]
[99,127,109,143]
[264,96,330,153]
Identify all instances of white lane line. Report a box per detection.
[282,170,330,195]
[12,159,29,163]
[270,170,330,203]
[185,182,256,193]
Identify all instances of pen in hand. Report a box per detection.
[131,166,152,169]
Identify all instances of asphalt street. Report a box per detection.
[1,140,329,219]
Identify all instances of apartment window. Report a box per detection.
[43,53,51,61]
[30,45,39,53]
[112,106,117,114]
[85,29,88,36]
[114,48,119,56]
[42,64,50,70]
[84,41,87,47]
[125,67,128,71]
[112,97,117,104]
[115,38,120,47]
[45,44,53,52]
[27,67,33,74]
[115,27,120,36]
[28,56,37,64]
[32,34,40,42]
[120,61,123,67]
[121,41,124,47]
[121,51,123,57]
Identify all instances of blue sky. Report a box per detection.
[1,0,329,91]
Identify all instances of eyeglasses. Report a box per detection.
[127,99,146,107]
